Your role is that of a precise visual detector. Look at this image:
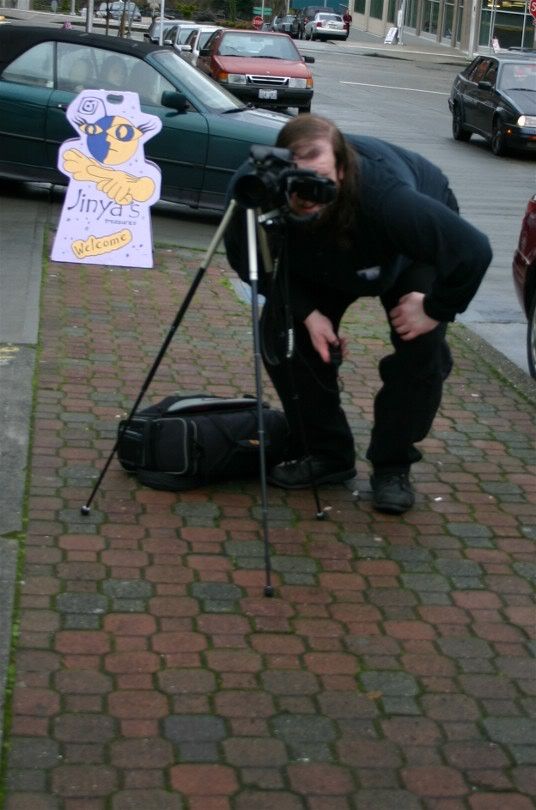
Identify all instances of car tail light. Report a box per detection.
[316,20,323,26]
[215,69,229,81]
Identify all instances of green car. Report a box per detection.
[0,26,289,210]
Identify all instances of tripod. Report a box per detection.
[80,197,328,598]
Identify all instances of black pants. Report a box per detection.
[262,263,453,474]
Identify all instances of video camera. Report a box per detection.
[233,145,337,211]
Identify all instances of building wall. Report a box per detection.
[352,0,535,53]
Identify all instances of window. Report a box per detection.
[1,42,54,88]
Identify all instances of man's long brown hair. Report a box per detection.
[275,114,359,247]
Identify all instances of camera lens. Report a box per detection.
[233,174,273,208]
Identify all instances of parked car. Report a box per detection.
[304,12,347,41]
[448,50,536,156]
[109,1,141,21]
[271,14,299,38]
[295,5,335,39]
[512,195,536,378]
[164,21,201,51]
[175,25,221,66]
[0,25,289,211]
[144,17,189,42]
[95,2,112,18]
[196,28,314,113]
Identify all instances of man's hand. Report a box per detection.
[389,292,439,341]
[304,309,348,363]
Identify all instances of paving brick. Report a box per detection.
[468,796,535,810]
[223,737,287,767]
[421,694,480,721]
[351,789,423,809]
[108,691,169,719]
[381,717,442,746]
[337,739,403,768]
[111,790,183,809]
[214,691,274,717]
[54,714,116,743]
[359,671,420,696]
[261,671,319,695]
[483,717,536,745]
[51,765,117,796]
[287,763,354,794]
[401,766,467,797]
[169,764,238,795]
[233,792,304,810]
[5,797,60,810]
[110,738,174,768]
[12,688,60,717]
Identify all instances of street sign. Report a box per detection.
[530,0,536,20]
[253,6,272,13]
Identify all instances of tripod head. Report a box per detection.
[233,145,337,221]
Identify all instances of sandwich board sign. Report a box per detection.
[51,89,162,268]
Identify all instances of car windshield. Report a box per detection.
[499,62,536,92]
[282,15,295,22]
[317,13,342,20]
[151,49,244,110]
[218,33,299,59]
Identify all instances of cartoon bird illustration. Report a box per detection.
[63,105,159,205]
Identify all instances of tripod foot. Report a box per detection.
[316,510,327,520]
[80,505,91,516]
[263,585,275,598]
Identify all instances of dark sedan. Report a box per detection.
[513,195,536,378]
[0,26,289,211]
[448,51,536,156]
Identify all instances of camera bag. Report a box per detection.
[117,394,289,491]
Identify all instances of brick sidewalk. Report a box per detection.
[1,246,535,810]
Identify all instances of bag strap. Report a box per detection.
[166,396,258,415]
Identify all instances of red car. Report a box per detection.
[512,195,536,378]
[196,28,314,113]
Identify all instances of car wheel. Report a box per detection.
[491,119,507,156]
[528,293,536,379]
[452,104,471,142]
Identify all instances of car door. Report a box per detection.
[461,57,493,132]
[196,29,221,77]
[0,41,56,177]
[45,44,210,207]
[470,59,499,136]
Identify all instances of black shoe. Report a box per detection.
[370,471,415,514]
[268,456,356,490]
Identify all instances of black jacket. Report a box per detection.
[224,135,492,323]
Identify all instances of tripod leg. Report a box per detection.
[81,200,238,515]
[246,209,274,597]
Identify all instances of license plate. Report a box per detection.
[259,89,277,99]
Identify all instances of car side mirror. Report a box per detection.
[304,55,315,63]
[164,37,173,46]
[177,44,192,52]
[478,80,493,90]
[161,90,189,112]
